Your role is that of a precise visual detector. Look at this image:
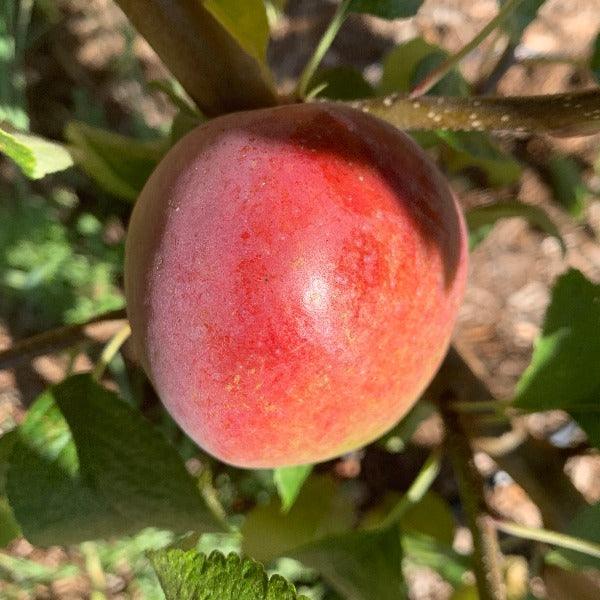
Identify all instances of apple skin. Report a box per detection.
[124,102,468,468]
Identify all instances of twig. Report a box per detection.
[0,309,127,370]
[92,322,132,381]
[476,42,518,95]
[296,0,352,99]
[409,0,524,98]
[440,395,506,600]
[493,519,600,560]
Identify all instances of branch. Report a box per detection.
[0,309,127,370]
[113,0,277,116]
[425,347,587,532]
[440,394,506,600]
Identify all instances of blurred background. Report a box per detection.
[1,0,600,598]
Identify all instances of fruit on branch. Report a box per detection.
[125,103,468,468]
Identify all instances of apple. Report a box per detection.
[124,102,468,468]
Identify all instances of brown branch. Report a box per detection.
[425,346,587,532]
[440,394,506,600]
[0,309,127,370]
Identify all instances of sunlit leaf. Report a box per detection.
[514,270,600,448]
[150,549,308,600]
[273,465,313,513]
[0,127,73,179]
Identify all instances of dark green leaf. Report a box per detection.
[378,400,436,453]
[466,200,564,252]
[0,430,20,546]
[546,154,589,219]
[514,270,600,448]
[402,533,471,587]
[349,0,423,19]
[273,465,313,513]
[501,0,547,42]
[65,122,167,202]
[309,66,374,101]
[548,503,600,570]
[149,549,308,600]
[7,374,219,545]
[290,525,405,600]
[379,38,468,96]
[591,32,600,83]
[0,127,73,179]
[242,476,355,562]
[437,130,522,187]
[203,0,270,64]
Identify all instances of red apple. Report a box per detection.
[125,103,468,468]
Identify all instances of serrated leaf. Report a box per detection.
[290,524,405,600]
[6,374,219,546]
[0,127,73,179]
[65,122,167,202]
[466,200,564,252]
[203,0,270,64]
[546,154,589,219]
[242,476,355,562]
[379,38,468,97]
[273,465,313,513]
[149,549,308,600]
[309,66,374,101]
[591,32,600,83]
[514,270,600,448]
[349,89,600,136]
[348,0,423,19]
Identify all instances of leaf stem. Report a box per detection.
[383,448,442,527]
[92,322,132,381]
[440,394,506,600]
[493,519,600,560]
[409,0,524,98]
[296,0,352,99]
[0,308,127,370]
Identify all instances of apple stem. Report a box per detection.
[440,394,507,600]
[296,0,352,100]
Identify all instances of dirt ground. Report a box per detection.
[1,1,600,598]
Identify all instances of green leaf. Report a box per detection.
[273,465,313,513]
[64,122,167,202]
[308,66,374,101]
[436,130,522,187]
[6,374,219,546]
[290,525,405,600]
[403,533,471,587]
[546,154,589,219]
[0,127,73,179]
[466,200,564,252]
[242,476,355,562]
[378,399,436,453]
[591,32,600,83]
[0,430,20,546]
[514,270,600,448]
[379,38,468,96]
[149,549,308,600]
[549,503,600,570]
[203,0,270,65]
[348,0,423,19]
[501,0,547,42]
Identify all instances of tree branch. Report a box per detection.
[0,309,127,370]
